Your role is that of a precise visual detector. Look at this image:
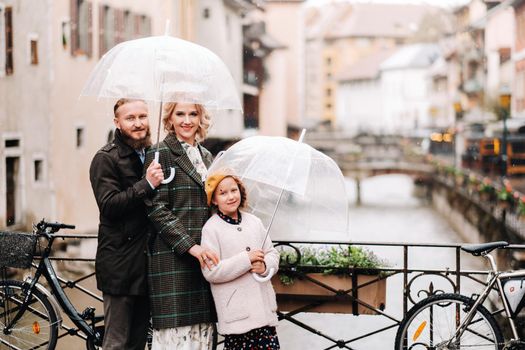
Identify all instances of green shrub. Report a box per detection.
[278,245,388,285]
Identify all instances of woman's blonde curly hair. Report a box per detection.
[162,102,211,142]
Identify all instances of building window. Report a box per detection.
[76,127,84,148]
[133,14,151,39]
[34,159,43,182]
[226,15,231,41]
[123,10,133,41]
[5,138,19,148]
[71,0,92,57]
[5,6,13,75]
[99,5,115,57]
[29,35,38,65]
[5,156,19,226]
[203,8,210,19]
[140,15,151,37]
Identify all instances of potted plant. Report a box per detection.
[517,197,525,221]
[478,178,495,202]
[497,180,515,210]
[454,169,466,186]
[467,174,480,195]
[272,245,388,315]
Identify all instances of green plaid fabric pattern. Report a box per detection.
[145,134,217,329]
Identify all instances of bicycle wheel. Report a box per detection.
[395,293,504,350]
[0,280,59,350]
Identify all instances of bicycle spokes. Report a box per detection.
[399,294,502,349]
[0,281,58,350]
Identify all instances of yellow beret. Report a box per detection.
[205,168,237,206]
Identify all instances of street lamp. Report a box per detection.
[499,85,511,177]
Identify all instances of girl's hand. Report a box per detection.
[248,249,264,263]
[250,261,266,274]
[189,244,219,270]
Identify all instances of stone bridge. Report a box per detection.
[304,132,435,203]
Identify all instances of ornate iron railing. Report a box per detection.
[271,239,525,350]
[8,236,524,349]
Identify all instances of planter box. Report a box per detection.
[271,273,386,315]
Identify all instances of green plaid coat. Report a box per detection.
[144,134,217,329]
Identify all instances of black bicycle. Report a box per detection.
[0,219,104,350]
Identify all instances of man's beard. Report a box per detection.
[120,128,152,150]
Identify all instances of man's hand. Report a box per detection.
[189,244,220,270]
[250,261,266,274]
[146,161,164,188]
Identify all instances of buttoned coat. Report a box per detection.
[144,133,217,329]
[201,212,279,335]
[89,129,153,295]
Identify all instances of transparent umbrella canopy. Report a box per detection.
[81,35,242,110]
[207,135,350,242]
[81,34,242,183]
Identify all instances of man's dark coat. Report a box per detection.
[89,129,153,295]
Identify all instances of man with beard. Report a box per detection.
[89,98,164,350]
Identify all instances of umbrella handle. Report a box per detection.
[252,268,275,283]
[154,151,176,184]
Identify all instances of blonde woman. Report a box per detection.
[145,102,219,350]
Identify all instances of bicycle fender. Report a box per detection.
[27,278,63,326]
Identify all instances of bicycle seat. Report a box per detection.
[461,241,509,256]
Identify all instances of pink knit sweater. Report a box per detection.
[201,212,280,335]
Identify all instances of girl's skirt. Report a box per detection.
[224,326,280,350]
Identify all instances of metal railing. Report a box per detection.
[9,236,524,349]
[272,239,525,350]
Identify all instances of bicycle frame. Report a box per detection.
[4,233,102,345]
[449,253,523,345]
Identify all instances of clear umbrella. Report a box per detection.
[207,132,350,281]
[81,35,241,109]
[81,32,242,183]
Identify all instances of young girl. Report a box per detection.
[201,170,280,350]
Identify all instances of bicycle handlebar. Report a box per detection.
[36,219,76,233]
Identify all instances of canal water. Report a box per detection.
[54,174,484,349]
[276,174,484,349]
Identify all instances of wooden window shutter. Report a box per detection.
[5,7,13,75]
[70,0,78,56]
[98,4,105,58]
[134,14,141,38]
[87,1,93,57]
[115,8,123,44]
[145,16,152,36]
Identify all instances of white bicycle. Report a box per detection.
[395,241,525,350]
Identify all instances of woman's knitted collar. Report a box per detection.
[217,210,242,225]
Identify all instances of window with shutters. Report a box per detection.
[99,5,115,57]
[0,5,6,76]
[5,6,13,75]
[123,10,133,41]
[70,0,92,57]
[29,34,38,65]
[114,9,125,45]
[134,14,151,39]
